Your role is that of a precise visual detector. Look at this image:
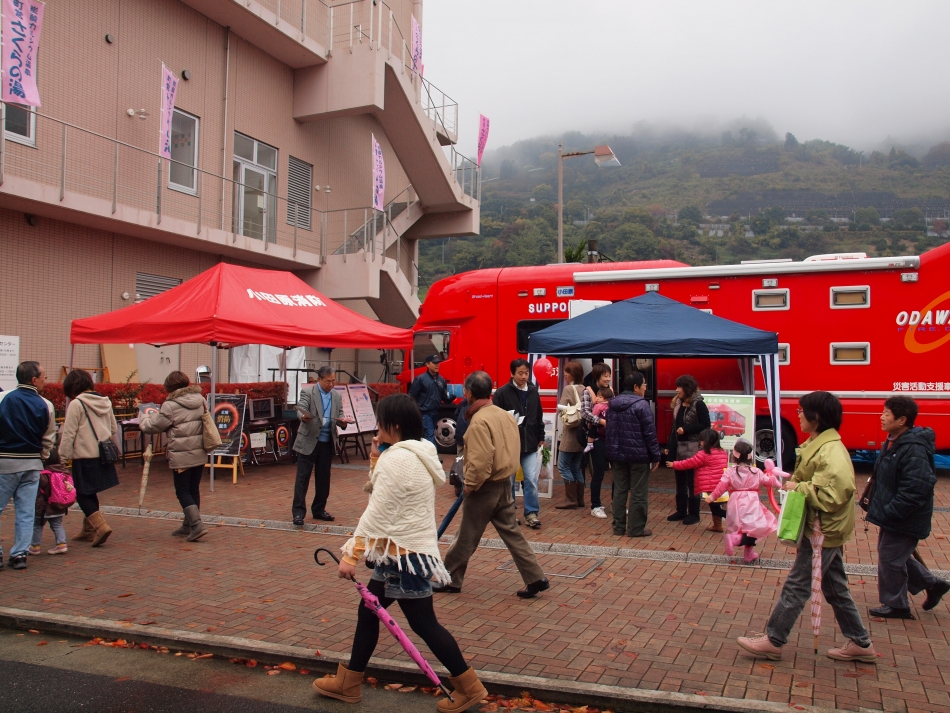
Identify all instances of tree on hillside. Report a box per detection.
[563,239,588,264]
[677,205,703,223]
[890,207,925,230]
[853,207,881,227]
[532,184,555,202]
[923,142,950,170]
[499,159,517,180]
[784,132,799,150]
[738,127,758,145]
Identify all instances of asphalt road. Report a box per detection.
[0,627,444,713]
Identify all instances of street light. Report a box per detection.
[557,143,620,263]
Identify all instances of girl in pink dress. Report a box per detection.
[705,439,782,564]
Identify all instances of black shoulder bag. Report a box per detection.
[79,400,120,466]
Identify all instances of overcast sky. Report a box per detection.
[424,0,950,159]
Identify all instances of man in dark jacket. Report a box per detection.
[605,371,660,538]
[408,355,453,447]
[492,359,545,528]
[867,396,949,618]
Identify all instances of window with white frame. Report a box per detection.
[830,285,870,309]
[755,344,790,365]
[752,288,790,311]
[169,109,199,193]
[5,103,36,146]
[233,133,278,243]
[830,342,870,365]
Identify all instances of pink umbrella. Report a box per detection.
[314,548,453,700]
[809,516,825,654]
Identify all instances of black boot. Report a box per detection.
[667,494,687,521]
[683,496,701,525]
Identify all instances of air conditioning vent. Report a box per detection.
[287,156,312,230]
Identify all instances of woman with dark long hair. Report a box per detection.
[664,374,709,525]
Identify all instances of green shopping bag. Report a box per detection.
[776,489,806,546]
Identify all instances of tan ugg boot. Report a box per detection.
[87,511,112,547]
[706,515,724,533]
[555,482,580,509]
[312,663,364,703]
[72,517,94,542]
[184,505,207,542]
[437,667,488,713]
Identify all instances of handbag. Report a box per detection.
[558,385,583,427]
[776,489,806,546]
[448,455,464,497]
[202,404,223,452]
[858,444,885,512]
[575,419,591,448]
[675,440,700,460]
[79,400,120,466]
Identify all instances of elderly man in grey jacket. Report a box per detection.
[292,366,352,526]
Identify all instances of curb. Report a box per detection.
[0,606,847,713]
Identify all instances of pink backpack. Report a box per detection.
[46,468,77,508]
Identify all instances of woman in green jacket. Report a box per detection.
[737,391,876,663]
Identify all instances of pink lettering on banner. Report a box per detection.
[410,15,422,73]
[477,114,490,166]
[159,63,179,159]
[371,133,385,212]
[2,0,45,106]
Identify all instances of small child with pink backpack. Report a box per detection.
[705,439,782,564]
[29,466,76,556]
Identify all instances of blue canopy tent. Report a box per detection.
[527,292,786,468]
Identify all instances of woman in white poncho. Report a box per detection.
[313,394,488,713]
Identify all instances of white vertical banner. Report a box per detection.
[159,63,179,159]
[371,133,385,211]
[0,335,19,391]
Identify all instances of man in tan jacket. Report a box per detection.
[435,371,549,598]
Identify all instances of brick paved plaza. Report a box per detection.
[3,455,950,712]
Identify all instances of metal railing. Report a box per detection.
[0,104,420,294]
[256,0,331,50]
[450,147,480,201]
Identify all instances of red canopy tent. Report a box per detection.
[70,262,412,349]
[70,263,413,489]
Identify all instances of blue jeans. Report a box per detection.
[370,553,434,600]
[511,450,541,516]
[557,450,585,484]
[421,412,437,447]
[0,469,40,558]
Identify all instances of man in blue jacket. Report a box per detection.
[866,396,949,618]
[0,361,57,570]
[605,371,660,538]
[408,355,453,447]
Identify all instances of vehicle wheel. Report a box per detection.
[754,416,797,471]
[434,417,457,454]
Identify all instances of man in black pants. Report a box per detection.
[866,396,949,618]
[292,367,351,526]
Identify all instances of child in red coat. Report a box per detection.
[667,428,728,532]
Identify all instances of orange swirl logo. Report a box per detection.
[899,290,950,354]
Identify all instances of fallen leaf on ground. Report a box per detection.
[36,641,47,646]
[117,593,134,598]
[398,686,417,693]
[842,673,862,678]
[28,630,40,634]
[262,599,275,603]
[366,677,377,686]
[313,651,322,656]
[138,621,157,626]
[115,676,131,682]
[246,659,258,667]
[758,663,775,670]
[299,669,310,675]
[385,683,403,690]
[320,618,330,623]
[795,682,810,687]
[607,573,615,579]
[267,670,281,675]
[195,653,213,660]
[278,662,297,670]
[84,587,94,590]
[695,691,707,696]
[666,614,676,620]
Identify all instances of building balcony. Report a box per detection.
[179,0,330,68]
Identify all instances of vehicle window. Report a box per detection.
[516,319,564,353]
[413,332,450,367]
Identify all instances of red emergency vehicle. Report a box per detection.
[404,242,950,464]
[708,403,747,437]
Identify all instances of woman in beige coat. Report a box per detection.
[555,360,586,510]
[59,369,119,547]
[140,371,209,541]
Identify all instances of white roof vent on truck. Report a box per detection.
[574,254,920,283]
[803,252,868,262]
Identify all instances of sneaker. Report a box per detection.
[737,634,782,660]
[591,506,607,519]
[524,513,541,529]
[28,545,41,556]
[923,580,950,611]
[827,639,877,663]
[9,555,27,571]
[48,543,68,555]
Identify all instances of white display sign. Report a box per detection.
[0,335,19,392]
[347,383,378,433]
[333,384,359,436]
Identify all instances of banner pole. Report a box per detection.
[209,341,216,492]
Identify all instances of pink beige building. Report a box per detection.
[0,0,478,387]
